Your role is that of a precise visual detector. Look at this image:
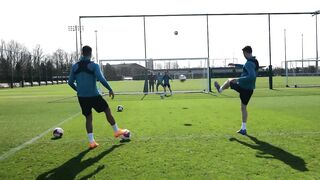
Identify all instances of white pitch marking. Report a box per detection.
[0,112,80,161]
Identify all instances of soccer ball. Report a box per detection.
[179,74,187,82]
[53,127,64,138]
[120,129,131,140]
[117,105,124,112]
[174,31,178,35]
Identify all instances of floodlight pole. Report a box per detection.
[315,11,319,72]
[68,25,82,60]
[268,14,273,89]
[95,30,98,64]
[143,16,149,93]
[206,15,212,92]
[301,33,304,69]
[284,29,288,87]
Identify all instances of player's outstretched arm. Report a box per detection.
[94,64,113,94]
[68,66,77,91]
[229,63,244,68]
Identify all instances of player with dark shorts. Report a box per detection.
[230,82,254,106]
[78,95,109,116]
[148,72,156,92]
[214,46,259,135]
[162,71,173,95]
[68,45,127,149]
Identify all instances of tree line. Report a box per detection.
[0,40,77,88]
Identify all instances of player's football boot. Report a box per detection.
[89,141,99,149]
[114,129,126,138]
[214,81,221,93]
[237,129,247,135]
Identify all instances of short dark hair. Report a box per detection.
[82,46,92,56]
[242,46,252,53]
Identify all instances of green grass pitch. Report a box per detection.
[0,77,320,179]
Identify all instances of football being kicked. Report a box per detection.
[179,74,187,82]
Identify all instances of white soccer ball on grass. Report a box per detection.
[117,105,124,112]
[53,127,64,138]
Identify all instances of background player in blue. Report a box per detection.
[162,71,173,95]
[68,45,126,149]
[156,72,164,92]
[214,46,259,135]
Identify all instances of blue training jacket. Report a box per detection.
[234,56,258,90]
[68,56,112,97]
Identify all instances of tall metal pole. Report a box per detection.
[68,25,81,60]
[268,14,273,89]
[316,12,319,72]
[79,17,83,51]
[284,29,288,87]
[143,16,147,60]
[143,16,148,93]
[301,33,304,69]
[95,30,98,64]
[75,25,79,60]
[206,15,211,92]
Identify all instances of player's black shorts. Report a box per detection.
[230,82,254,105]
[78,95,109,116]
[156,82,163,87]
[163,83,170,88]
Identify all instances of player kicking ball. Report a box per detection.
[214,46,259,135]
[68,45,127,149]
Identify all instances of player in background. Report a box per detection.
[162,71,173,95]
[214,46,259,135]
[156,72,164,92]
[148,72,156,92]
[68,45,126,149]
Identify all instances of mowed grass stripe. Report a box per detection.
[0,112,80,161]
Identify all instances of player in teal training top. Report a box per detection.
[156,72,164,92]
[68,45,126,149]
[214,46,259,135]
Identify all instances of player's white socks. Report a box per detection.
[88,133,95,143]
[112,123,119,132]
[219,87,223,93]
[241,122,246,130]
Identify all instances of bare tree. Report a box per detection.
[52,49,66,84]
[6,40,24,88]
[172,61,179,69]
[33,45,43,85]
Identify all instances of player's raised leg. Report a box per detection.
[214,78,237,93]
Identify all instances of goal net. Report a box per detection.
[99,57,210,94]
[285,59,320,87]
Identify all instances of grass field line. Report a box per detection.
[0,112,81,161]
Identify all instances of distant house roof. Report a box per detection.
[112,63,145,70]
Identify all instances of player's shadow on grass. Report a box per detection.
[36,144,124,180]
[229,135,308,172]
